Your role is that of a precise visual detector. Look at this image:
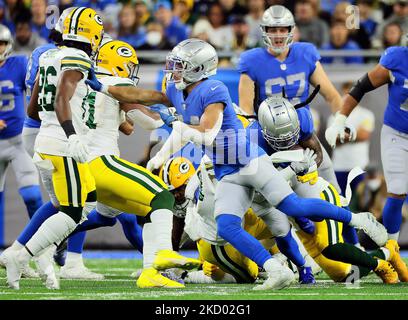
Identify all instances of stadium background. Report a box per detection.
[1,0,408,248]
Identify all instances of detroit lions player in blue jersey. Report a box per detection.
[325,35,408,282]
[87,38,388,290]
[0,24,43,235]
[237,5,361,246]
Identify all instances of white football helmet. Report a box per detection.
[164,38,218,90]
[0,24,13,62]
[258,96,300,150]
[260,5,295,54]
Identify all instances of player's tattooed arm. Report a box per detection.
[107,86,171,106]
[342,64,390,117]
[310,62,342,113]
[299,133,323,167]
[27,75,41,121]
[238,73,256,115]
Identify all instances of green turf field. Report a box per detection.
[1,258,408,300]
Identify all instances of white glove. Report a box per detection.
[146,154,166,172]
[325,112,357,148]
[67,134,89,163]
[290,148,317,175]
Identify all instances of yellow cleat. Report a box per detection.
[136,268,185,288]
[374,259,399,284]
[385,239,408,282]
[153,250,202,271]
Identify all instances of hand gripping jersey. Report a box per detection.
[85,76,135,161]
[237,42,321,113]
[379,46,408,133]
[0,55,28,139]
[166,80,264,180]
[246,106,314,156]
[34,46,92,156]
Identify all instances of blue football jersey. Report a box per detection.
[166,79,264,180]
[24,43,56,129]
[0,55,28,139]
[247,107,314,156]
[237,42,321,113]
[379,46,408,133]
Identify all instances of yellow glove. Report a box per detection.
[297,170,319,185]
[203,261,225,280]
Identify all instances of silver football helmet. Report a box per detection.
[0,24,13,62]
[164,38,218,90]
[258,96,300,150]
[260,5,295,54]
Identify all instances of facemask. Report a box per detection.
[146,31,162,47]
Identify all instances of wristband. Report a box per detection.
[61,120,76,137]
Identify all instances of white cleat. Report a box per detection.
[59,265,104,280]
[45,271,60,290]
[3,250,23,290]
[253,259,295,291]
[130,269,143,279]
[33,247,55,282]
[357,212,388,247]
[21,264,40,278]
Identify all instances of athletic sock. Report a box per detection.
[19,185,43,219]
[322,243,378,271]
[64,252,83,267]
[17,201,58,245]
[275,229,306,267]
[142,222,156,269]
[150,209,173,251]
[382,197,404,240]
[67,231,86,254]
[216,214,271,267]
[368,248,386,260]
[117,213,143,252]
[25,212,78,256]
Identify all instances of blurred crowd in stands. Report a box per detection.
[0,0,407,62]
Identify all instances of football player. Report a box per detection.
[87,38,387,290]
[237,5,361,246]
[3,7,104,290]
[0,24,43,244]
[255,96,401,284]
[325,33,408,282]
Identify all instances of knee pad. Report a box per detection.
[150,190,175,212]
[216,214,241,239]
[60,206,83,224]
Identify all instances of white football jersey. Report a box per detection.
[86,76,135,161]
[184,157,228,246]
[35,46,92,156]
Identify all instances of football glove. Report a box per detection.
[146,153,166,172]
[290,148,317,176]
[85,68,106,93]
[325,112,357,148]
[294,217,316,234]
[297,170,319,185]
[149,104,177,127]
[67,134,89,163]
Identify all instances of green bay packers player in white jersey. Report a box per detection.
[80,39,201,288]
[3,7,104,290]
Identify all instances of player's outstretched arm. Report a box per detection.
[238,74,256,115]
[310,62,342,113]
[27,75,41,121]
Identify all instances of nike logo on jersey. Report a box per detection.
[211,85,220,91]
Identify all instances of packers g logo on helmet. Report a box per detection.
[96,40,139,82]
[63,7,104,54]
[159,157,196,190]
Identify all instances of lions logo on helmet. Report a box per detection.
[62,7,104,54]
[96,40,139,82]
[159,157,196,190]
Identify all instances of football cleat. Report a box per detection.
[33,246,55,282]
[3,249,22,290]
[136,268,185,288]
[385,239,408,282]
[356,212,388,246]
[153,250,202,271]
[374,259,399,284]
[0,247,38,278]
[45,271,60,290]
[298,266,316,284]
[253,259,295,290]
[130,269,143,279]
[59,264,104,280]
